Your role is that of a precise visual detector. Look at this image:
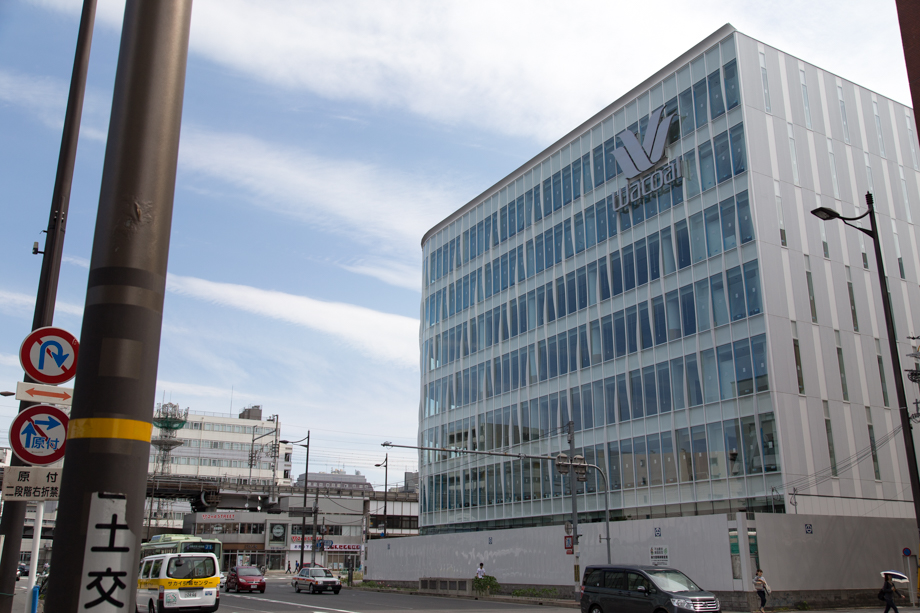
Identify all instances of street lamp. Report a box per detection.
[811,192,920,544]
[375,454,388,538]
[281,433,309,571]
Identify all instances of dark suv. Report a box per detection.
[581,565,719,613]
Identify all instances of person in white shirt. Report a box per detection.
[753,569,771,613]
[476,563,485,579]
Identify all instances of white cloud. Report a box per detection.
[0,290,83,318]
[178,127,455,275]
[63,254,90,268]
[339,261,421,291]
[0,69,107,141]
[0,353,19,368]
[166,273,419,368]
[39,0,908,141]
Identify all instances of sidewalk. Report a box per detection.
[11,580,36,611]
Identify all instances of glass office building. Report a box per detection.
[418,25,920,534]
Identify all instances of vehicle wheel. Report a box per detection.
[236,583,241,593]
[295,582,301,593]
[260,588,265,593]
[310,584,316,594]
[589,606,603,613]
[333,588,341,595]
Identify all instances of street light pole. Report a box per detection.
[281,434,310,570]
[812,193,920,545]
[376,455,388,538]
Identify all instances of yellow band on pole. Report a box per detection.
[67,418,152,442]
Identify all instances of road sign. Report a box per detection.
[1,466,61,501]
[905,548,912,556]
[15,381,73,406]
[9,404,69,465]
[564,535,574,554]
[19,326,79,385]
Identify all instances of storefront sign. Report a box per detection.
[201,513,236,520]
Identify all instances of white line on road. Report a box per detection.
[223,593,362,613]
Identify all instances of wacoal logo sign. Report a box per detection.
[610,105,682,213]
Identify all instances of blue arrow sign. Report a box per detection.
[33,417,60,430]
[37,340,69,370]
[22,423,38,449]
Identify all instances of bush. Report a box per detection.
[511,587,559,599]
[473,575,500,595]
[795,602,810,610]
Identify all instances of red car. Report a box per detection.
[226,566,266,593]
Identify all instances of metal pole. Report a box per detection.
[567,421,580,601]
[867,192,920,543]
[0,2,97,607]
[383,454,388,538]
[24,504,43,613]
[310,487,319,566]
[581,462,611,565]
[299,433,309,571]
[44,1,192,609]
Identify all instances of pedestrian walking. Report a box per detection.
[475,562,485,579]
[882,573,905,613]
[753,569,771,613]
[286,561,292,574]
[295,561,300,573]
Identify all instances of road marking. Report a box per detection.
[223,593,361,613]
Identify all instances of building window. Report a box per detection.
[892,220,905,279]
[800,69,812,129]
[859,232,869,269]
[900,166,913,223]
[805,256,817,322]
[792,322,805,394]
[835,330,849,401]
[838,85,850,144]
[907,113,919,170]
[864,151,874,193]
[775,181,786,246]
[846,266,859,332]
[824,400,837,477]
[877,338,890,407]
[866,406,882,480]
[760,52,772,113]
[827,139,840,199]
[873,100,886,158]
[788,123,799,185]
[819,211,829,257]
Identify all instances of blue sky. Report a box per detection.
[0,0,909,490]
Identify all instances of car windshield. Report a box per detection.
[238,568,261,576]
[310,568,333,578]
[647,570,702,593]
[166,557,216,579]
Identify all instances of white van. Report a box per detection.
[136,553,220,612]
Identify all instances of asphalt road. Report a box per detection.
[220,575,576,612]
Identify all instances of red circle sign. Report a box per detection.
[19,327,79,385]
[9,405,69,465]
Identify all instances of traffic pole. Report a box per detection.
[0,2,97,609]
[44,1,192,610]
[567,421,580,601]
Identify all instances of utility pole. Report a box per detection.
[558,421,581,601]
[0,2,97,609]
[44,1,193,610]
[300,433,309,570]
[310,487,320,566]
